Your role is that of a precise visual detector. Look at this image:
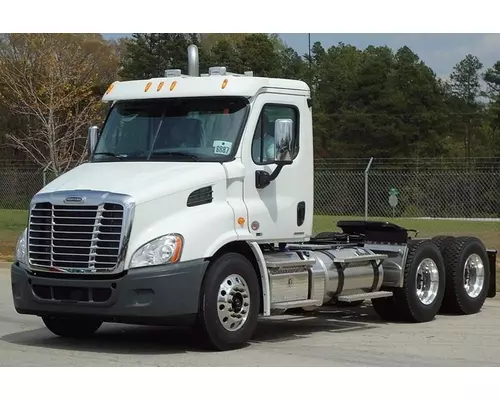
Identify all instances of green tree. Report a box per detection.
[236,34,282,77]
[483,61,500,156]
[449,54,484,158]
[119,33,208,80]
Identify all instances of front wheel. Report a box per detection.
[42,316,102,338]
[195,252,261,351]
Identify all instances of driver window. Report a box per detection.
[251,104,299,165]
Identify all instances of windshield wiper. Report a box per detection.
[150,151,199,161]
[93,152,127,160]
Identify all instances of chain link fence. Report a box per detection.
[2,157,500,218]
[314,157,500,218]
[313,158,500,248]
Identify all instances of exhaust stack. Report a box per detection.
[187,44,199,77]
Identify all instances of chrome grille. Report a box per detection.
[28,202,124,272]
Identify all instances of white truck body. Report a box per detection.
[10,45,497,351]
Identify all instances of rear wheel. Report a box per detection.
[42,316,102,338]
[440,236,490,314]
[431,235,456,252]
[372,239,445,323]
[195,252,260,351]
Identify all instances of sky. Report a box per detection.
[102,33,500,80]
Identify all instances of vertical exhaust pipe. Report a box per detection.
[187,44,199,77]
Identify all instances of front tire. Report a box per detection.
[195,252,260,351]
[42,316,102,338]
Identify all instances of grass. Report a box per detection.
[1,210,498,284]
[0,209,26,262]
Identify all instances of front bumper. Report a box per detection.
[11,259,209,326]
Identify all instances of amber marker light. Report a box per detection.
[222,79,228,89]
[105,83,114,95]
[170,81,177,91]
[171,236,183,264]
[157,81,165,91]
[144,82,152,92]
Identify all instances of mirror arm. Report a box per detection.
[255,161,291,189]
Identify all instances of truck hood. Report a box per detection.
[39,161,227,204]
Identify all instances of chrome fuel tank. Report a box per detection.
[309,247,386,303]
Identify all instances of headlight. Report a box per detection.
[130,234,183,269]
[15,228,28,265]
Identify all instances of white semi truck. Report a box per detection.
[11,45,497,351]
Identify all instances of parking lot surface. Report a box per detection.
[1,268,499,366]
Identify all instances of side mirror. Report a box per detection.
[88,126,100,156]
[273,118,294,164]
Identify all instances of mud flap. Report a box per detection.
[487,249,497,298]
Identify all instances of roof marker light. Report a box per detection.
[209,66,227,76]
[221,79,228,89]
[105,83,114,95]
[165,69,182,77]
[157,81,165,91]
[170,81,177,91]
[144,82,152,92]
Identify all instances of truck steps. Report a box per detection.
[271,299,322,310]
[337,291,393,302]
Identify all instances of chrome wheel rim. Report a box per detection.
[217,274,250,332]
[415,258,440,305]
[463,254,485,298]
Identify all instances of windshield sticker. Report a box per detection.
[213,140,232,155]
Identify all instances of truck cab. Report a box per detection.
[11,45,497,351]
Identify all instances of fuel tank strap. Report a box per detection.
[317,250,344,295]
[370,259,382,292]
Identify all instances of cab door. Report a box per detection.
[241,92,313,243]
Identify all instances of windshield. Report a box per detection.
[92,96,249,162]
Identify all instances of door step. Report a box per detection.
[271,299,322,310]
[337,291,393,302]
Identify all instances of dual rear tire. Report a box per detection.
[439,236,490,315]
[372,236,490,323]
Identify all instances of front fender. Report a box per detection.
[124,186,241,269]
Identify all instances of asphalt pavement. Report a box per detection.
[1,267,500,366]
